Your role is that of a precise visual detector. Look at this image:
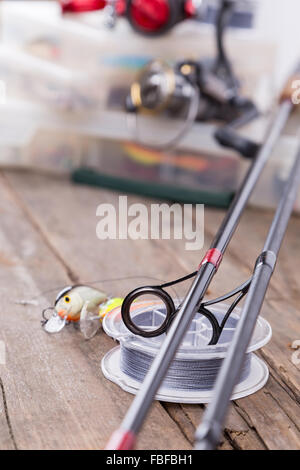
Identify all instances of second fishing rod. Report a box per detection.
[195,136,300,450]
[105,69,297,450]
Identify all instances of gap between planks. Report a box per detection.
[0,171,192,450]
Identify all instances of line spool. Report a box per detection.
[102,300,271,403]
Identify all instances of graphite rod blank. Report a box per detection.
[195,143,300,450]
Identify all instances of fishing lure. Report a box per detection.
[42,284,122,338]
[39,274,176,338]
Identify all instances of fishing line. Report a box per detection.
[37,272,197,335]
[119,295,253,392]
[126,83,200,152]
[17,274,183,305]
[102,300,272,402]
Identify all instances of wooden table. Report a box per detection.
[0,170,299,450]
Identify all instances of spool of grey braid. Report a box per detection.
[120,310,252,391]
[120,345,251,391]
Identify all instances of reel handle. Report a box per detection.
[214,102,260,159]
[217,63,300,159]
[214,127,259,159]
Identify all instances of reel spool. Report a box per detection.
[102,300,272,403]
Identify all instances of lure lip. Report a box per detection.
[42,306,79,324]
[57,310,80,323]
[42,310,67,334]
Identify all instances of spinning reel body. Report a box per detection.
[126,58,257,131]
[125,0,259,156]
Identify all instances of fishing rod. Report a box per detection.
[195,139,300,450]
[125,0,258,153]
[105,65,299,450]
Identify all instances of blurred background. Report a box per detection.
[0,0,300,212]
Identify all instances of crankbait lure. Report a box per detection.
[42,285,108,335]
[40,276,174,337]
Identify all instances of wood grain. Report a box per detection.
[0,172,191,450]
[1,170,300,450]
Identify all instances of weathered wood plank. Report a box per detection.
[128,194,300,448]
[0,172,192,450]
[164,402,269,450]
[202,208,300,401]
[4,171,300,450]
[126,193,300,448]
[181,403,267,450]
[234,373,300,450]
[0,377,16,450]
[204,206,300,305]
[2,172,270,450]
[165,204,300,448]
[1,172,240,449]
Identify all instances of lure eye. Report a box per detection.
[64,296,71,303]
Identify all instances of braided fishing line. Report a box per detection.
[120,343,251,391]
[102,301,272,402]
[119,311,250,391]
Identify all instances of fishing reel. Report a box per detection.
[125,58,258,152]
[60,0,199,35]
[125,0,260,156]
